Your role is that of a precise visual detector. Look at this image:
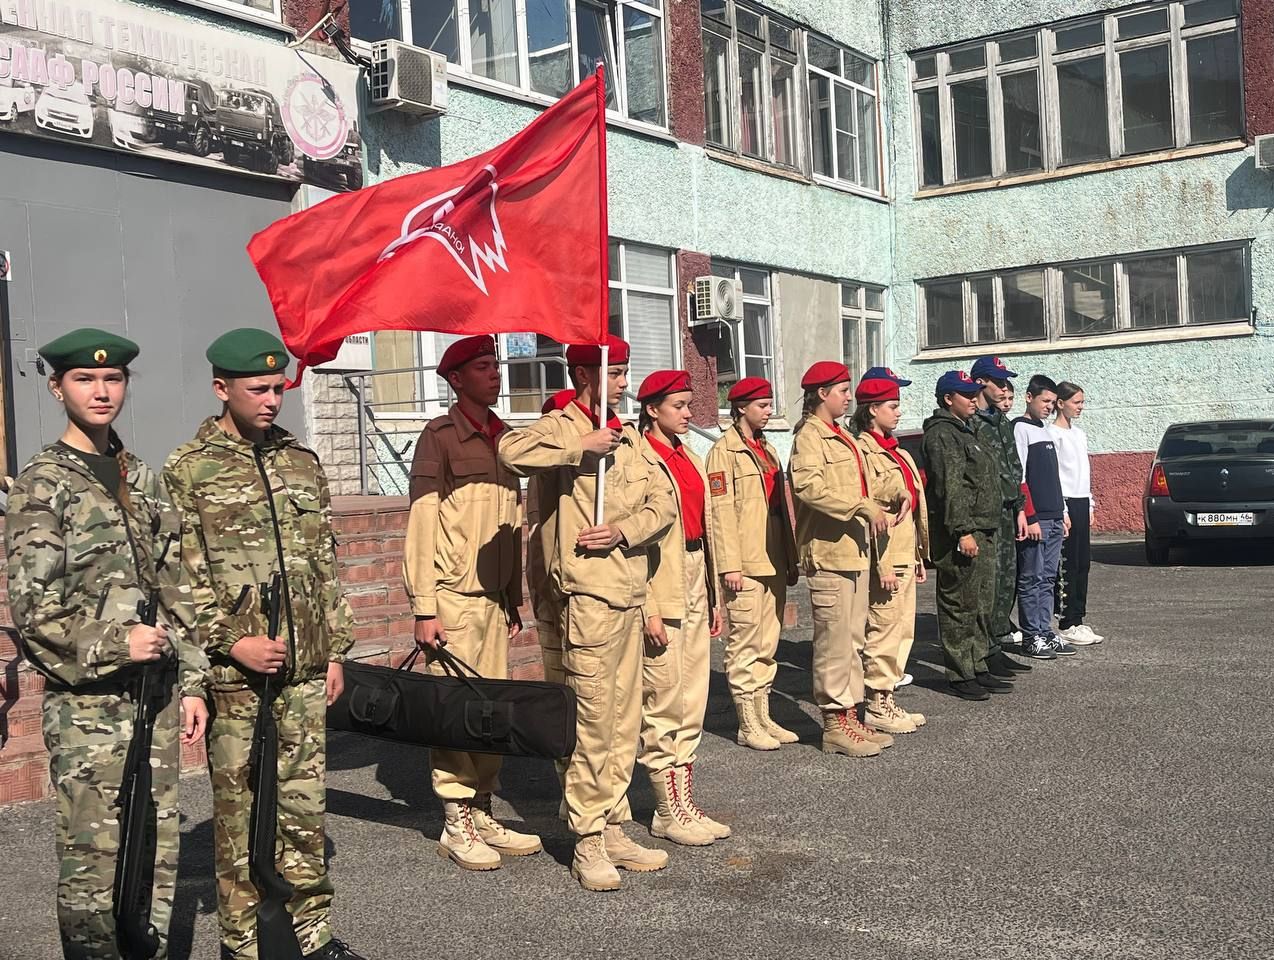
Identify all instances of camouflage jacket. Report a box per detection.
[5,439,209,698]
[973,406,1027,510]
[163,418,354,690]
[921,408,1000,542]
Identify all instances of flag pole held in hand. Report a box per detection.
[594,342,609,525]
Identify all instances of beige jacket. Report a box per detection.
[498,402,675,610]
[789,415,884,574]
[524,472,562,625]
[856,429,930,576]
[638,434,717,622]
[705,426,798,580]
[404,405,523,616]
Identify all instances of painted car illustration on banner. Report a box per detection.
[34,82,94,139]
[0,75,36,121]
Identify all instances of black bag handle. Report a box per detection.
[396,648,422,672]
[429,646,488,699]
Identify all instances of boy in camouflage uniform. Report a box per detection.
[163,329,364,960]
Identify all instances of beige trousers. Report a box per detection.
[723,573,786,700]
[865,566,917,693]
[562,594,643,836]
[428,589,508,801]
[808,570,869,711]
[639,549,711,773]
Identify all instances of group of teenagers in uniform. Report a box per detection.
[5,324,1100,959]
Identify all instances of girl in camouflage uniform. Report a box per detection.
[6,328,209,960]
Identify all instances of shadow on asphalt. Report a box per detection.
[1093,537,1272,568]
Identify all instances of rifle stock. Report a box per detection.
[248,572,305,960]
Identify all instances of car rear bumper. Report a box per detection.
[1144,498,1274,540]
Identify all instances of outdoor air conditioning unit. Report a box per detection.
[1256,134,1274,171]
[693,275,743,325]
[368,40,449,116]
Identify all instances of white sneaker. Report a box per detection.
[1059,625,1098,646]
[896,673,913,688]
[1075,624,1104,644]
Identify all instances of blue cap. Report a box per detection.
[970,355,1017,380]
[861,365,912,387]
[937,370,982,397]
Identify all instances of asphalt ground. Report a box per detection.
[2,536,1271,960]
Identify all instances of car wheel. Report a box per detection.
[191,123,211,157]
[346,165,363,190]
[222,145,242,166]
[1144,534,1171,566]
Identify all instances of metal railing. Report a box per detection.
[341,356,720,495]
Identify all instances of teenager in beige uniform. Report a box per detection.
[789,361,893,759]
[404,335,541,871]
[851,368,930,735]
[634,370,728,848]
[498,336,675,892]
[705,377,799,752]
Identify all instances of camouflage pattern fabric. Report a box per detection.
[932,531,996,682]
[991,507,1019,640]
[974,407,1026,641]
[207,679,333,959]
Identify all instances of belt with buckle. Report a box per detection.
[685,537,705,552]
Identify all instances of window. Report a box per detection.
[609,241,680,414]
[352,0,667,127]
[917,242,1250,349]
[842,284,886,384]
[910,0,1242,189]
[711,261,775,409]
[179,0,281,26]
[702,2,811,170]
[808,34,882,190]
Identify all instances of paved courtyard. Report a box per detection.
[1,537,1270,960]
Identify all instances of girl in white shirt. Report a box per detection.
[1049,383,1103,645]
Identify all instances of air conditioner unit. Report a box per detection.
[1256,134,1274,171]
[693,276,743,324]
[368,40,449,116]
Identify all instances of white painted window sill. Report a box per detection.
[912,321,1254,361]
[171,0,294,34]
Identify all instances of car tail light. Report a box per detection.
[1147,462,1170,497]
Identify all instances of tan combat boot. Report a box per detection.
[821,710,881,758]
[472,793,543,856]
[437,801,502,871]
[571,833,621,892]
[865,690,917,735]
[895,691,927,727]
[603,823,669,872]
[677,763,731,840]
[649,769,714,846]
[846,706,895,749]
[754,687,799,744]
[734,696,781,751]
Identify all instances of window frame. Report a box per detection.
[711,259,778,413]
[173,0,286,29]
[841,283,887,384]
[608,240,682,415]
[806,32,885,193]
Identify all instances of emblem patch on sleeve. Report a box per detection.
[708,472,727,497]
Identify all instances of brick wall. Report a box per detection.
[302,372,379,497]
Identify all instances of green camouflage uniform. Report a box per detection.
[5,439,208,960]
[922,409,1000,682]
[973,406,1027,643]
[164,418,354,959]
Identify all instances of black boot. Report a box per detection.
[991,650,1032,673]
[985,659,1018,680]
[948,679,990,701]
[307,939,369,960]
[975,671,1013,693]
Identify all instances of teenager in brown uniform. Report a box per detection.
[705,377,798,751]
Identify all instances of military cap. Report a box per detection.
[970,355,1018,380]
[801,361,852,390]
[38,327,139,370]
[565,335,630,368]
[636,369,692,403]
[855,366,912,404]
[206,327,289,375]
[727,376,773,402]
[437,335,497,379]
[936,369,982,397]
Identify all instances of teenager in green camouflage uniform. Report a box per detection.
[162,329,364,960]
[6,328,209,960]
[970,356,1032,678]
[921,371,1011,701]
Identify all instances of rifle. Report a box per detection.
[113,590,164,960]
[247,572,305,960]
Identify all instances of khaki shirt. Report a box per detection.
[499,402,674,610]
[705,426,797,581]
[856,430,930,575]
[638,433,717,622]
[789,415,884,574]
[404,405,523,617]
[524,474,561,625]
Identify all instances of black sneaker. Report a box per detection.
[990,651,1032,673]
[985,659,1017,680]
[975,672,1013,693]
[307,940,369,960]
[1023,636,1058,660]
[949,679,991,701]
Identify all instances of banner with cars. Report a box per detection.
[0,0,363,190]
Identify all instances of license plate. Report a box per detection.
[1197,512,1255,526]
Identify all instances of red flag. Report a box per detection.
[247,68,609,384]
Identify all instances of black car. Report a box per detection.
[1143,419,1274,564]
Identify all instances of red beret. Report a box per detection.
[801,361,852,390]
[855,378,900,404]
[565,334,630,368]
[728,377,773,402]
[541,388,576,415]
[437,335,496,379]
[636,369,692,402]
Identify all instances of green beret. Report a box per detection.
[206,327,289,376]
[38,327,139,370]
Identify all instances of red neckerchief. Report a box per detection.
[459,407,506,449]
[744,432,779,505]
[646,432,706,542]
[870,430,918,511]
[573,398,622,431]
[825,419,868,497]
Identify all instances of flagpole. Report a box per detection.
[593,64,609,528]
[594,343,608,525]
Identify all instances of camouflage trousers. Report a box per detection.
[42,682,180,960]
[990,506,1019,642]
[933,530,996,682]
[208,679,333,959]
